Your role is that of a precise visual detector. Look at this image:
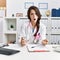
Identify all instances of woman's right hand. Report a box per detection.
[20,37,27,46]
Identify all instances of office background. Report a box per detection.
[0,0,60,44]
[6,0,60,17]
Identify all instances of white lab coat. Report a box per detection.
[19,21,46,44]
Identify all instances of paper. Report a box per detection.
[53,46,60,52]
[27,44,50,52]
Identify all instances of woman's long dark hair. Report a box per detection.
[27,6,41,36]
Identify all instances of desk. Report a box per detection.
[0,44,60,60]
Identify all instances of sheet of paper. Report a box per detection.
[27,44,50,52]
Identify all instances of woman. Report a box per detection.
[19,6,48,46]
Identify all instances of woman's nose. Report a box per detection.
[33,14,36,18]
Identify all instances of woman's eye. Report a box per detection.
[31,13,36,15]
[31,13,33,15]
[35,13,37,15]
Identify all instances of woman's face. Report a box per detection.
[30,9,38,23]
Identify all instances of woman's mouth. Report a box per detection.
[34,19,36,20]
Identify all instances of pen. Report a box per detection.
[34,50,50,52]
[31,46,36,48]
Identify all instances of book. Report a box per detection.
[27,44,50,52]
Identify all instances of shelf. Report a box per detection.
[5,34,16,44]
[51,17,60,20]
[5,17,17,19]
[51,30,60,34]
[4,31,17,34]
[3,17,17,44]
[4,17,17,31]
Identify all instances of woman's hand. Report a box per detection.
[20,37,27,46]
[42,39,48,46]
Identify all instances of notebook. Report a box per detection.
[0,48,20,55]
[27,44,50,52]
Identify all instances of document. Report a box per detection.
[27,44,50,52]
[53,46,60,52]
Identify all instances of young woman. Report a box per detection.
[19,6,48,46]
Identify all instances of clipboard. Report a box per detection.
[27,44,50,52]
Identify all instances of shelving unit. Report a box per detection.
[50,17,60,44]
[2,17,60,45]
[3,17,17,44]
[17,17,60,45]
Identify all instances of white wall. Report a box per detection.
[0,18,3,43]
[6,0,60,17]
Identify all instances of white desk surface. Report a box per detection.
[0,44,60,60]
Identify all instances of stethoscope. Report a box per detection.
[27,22,41,44]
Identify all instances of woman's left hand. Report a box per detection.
[42,39,48,46]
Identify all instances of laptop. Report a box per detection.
[0,48,20,55]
